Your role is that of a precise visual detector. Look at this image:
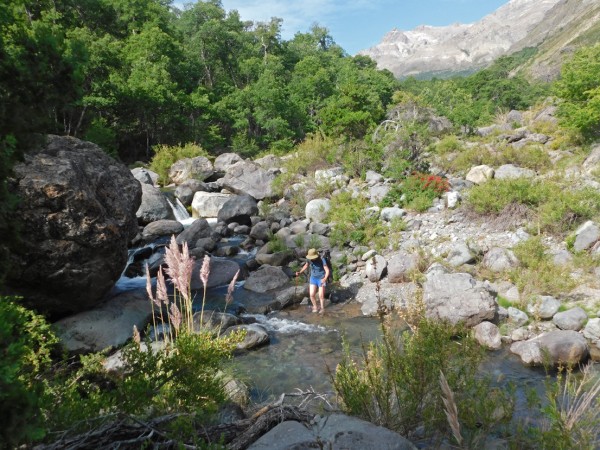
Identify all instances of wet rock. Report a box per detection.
[142,220,183,242]
[255,249,292,267]
[195,237,217,252]
[193,311,241,332]
[137,182,175,225]
[553,307,588,331]
[53,290,152,353]
[190,258,241,290]
[226,324,270,350]
[176,218,212,248]
[7,135,141,317]
[473,321,502,350]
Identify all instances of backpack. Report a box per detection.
[319,249,334,283]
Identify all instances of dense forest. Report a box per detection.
[2,0,600,447]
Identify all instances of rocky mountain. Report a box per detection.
[359,0,571,79]
[512,0,600,81]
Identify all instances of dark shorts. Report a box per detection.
[310,276,325,288]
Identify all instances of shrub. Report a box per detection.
[510,237,576,297]
[149,143,209,185]
[327,191,385,247]
[381,172,449,212]
[333,317,513,444]
[0,297,58,447]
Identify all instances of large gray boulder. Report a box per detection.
[494,164,535,180]
[446,241,476,267]
[226,323,270,350]
[423,272,497,327]
[387,251,419,283]
[190,258,241,290]
[305,198,331,223]
[466,165,494,184]
[243,265,289,293]
[176,218,213,248]
[217,194,259,226]
[214,152,243,173]
[168,156,214,185]
[473,321,502,350]
[137,182,175,225]
[175,179,210,206]
[366,255,387,282]
[53,289,152,353]
[142,220,184,242]
[219,160,276,200]
[553,307,588,331]
[527,295,560,320]
[510,330,589,366]
[7,135,141,317]
[191,191,230,218]
[131,167,159,186]
[248,414,416,450]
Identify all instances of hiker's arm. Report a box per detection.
[296,262,308,276]
[322,260,330,282]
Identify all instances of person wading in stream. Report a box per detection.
[295,248,330,314]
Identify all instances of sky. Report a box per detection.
[210,0,510,55]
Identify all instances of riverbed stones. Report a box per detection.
[226,323,270,350]
[53,290,152,353]
[217,194,259,226]
[142,220,183,242]
[510,330,589,366]
[169,156,214,185]
[214,152,243,173]
[508,307,529,327]
[176,218,213,248]
[219,160,276,200]
[243,265,289,293]
[573,220,600,252]
[175,179,210,206]
[482,247,519,272]
[250,221,270,241]
[137,182,175,224]
[190,258,241,290]
[445,241,475,267]
[466,165,494,184]
[527,295,560,320]
[191,191,230,218]
[423,272,496,327]
[473,321,502,350]
[552,307,588,331]
[387,251,419,283]
[305,198,331,223]
[366,255,387,282]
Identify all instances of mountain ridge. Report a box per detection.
[358,0,587,79]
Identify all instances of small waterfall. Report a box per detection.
[167,197,193,223]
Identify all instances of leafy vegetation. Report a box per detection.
[149,143,209,185]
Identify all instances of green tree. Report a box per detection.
[554,44,600,138]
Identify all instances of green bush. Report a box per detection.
[510,237,576,297]
[327,191,383,247]
[381,173,449,212]
[0,297,58,447]
[149,143,209,185]
[333,318,513,444]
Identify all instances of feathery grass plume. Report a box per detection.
[199,255,211,328]
[225,270,240,309]
[132,325,141,350]
[440,370,463,447]
[559,364,600,432]
[169,302,182,336]
[164,236,195,330]
[155,266,170,342]
[145,264,158,337]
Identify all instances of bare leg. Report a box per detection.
[318,285,326,311]
[309,283,318,311]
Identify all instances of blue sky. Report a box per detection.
[212,0,510,55]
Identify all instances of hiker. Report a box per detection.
[295,248,330,314]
